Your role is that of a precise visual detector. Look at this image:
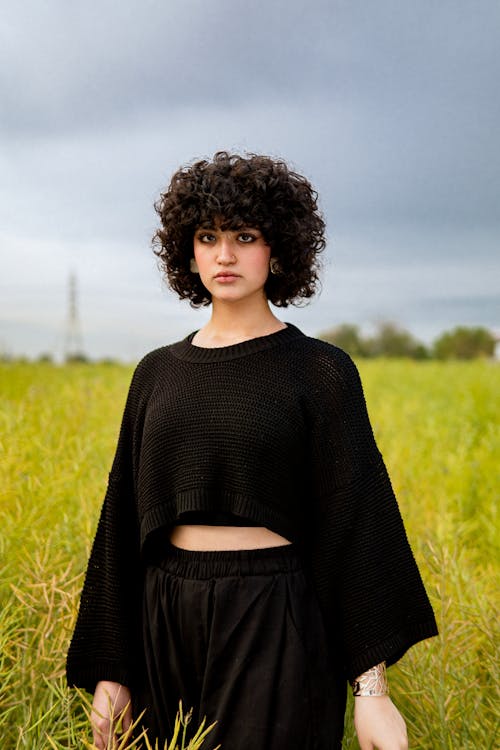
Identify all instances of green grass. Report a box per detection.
[1,360,498,748]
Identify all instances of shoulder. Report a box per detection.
[129,346,165,381]
[134,344,171,372]
[290,335,369,421]
[133,331,195,373]
[298,334,362,387]
[125,343,181,398]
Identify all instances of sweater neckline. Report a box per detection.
[170,322,305,362]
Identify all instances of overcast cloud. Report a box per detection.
[1,0,499,360]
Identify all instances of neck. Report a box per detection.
[196,297,286,346]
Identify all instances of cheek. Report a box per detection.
[193,244,207,270]
[253,245,271,273]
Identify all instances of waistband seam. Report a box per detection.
[148,542,304,578]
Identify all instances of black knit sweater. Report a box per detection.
[66,323,437,692]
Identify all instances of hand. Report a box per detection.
[91,681,133,749]
[354,695,408,750]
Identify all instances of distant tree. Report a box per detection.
[65,352,90,364]
[433,326,495,359]
[318,324,369,357]
[37,352,54,363]
[366,322,428,359]
[96,357,120,366]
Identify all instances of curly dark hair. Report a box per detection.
[152,151,326,307]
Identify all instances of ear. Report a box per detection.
[269,257,281,275]
[190,258,199,273]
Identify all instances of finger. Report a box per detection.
[122,713,133,731]
[92,723,116,750]
[124,701,134,728]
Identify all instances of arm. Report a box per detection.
[352,662,408,750]
[306,345,438,679]
[91,681,133,750]
[67,357,152,692]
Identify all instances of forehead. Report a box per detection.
[196,216,260,231]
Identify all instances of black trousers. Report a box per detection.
[135,544,346,749]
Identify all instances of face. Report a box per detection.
[193,221,272,304]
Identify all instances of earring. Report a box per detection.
[190,258,199,273]
[269,257,280,275]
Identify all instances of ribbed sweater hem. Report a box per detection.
[139,491,299,550]
[66,659,136,695]
[347,618,439,681]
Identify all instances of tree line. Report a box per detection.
[1,323,496,364]
[319,323,497,359]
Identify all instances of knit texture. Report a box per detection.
[66,323,437,691]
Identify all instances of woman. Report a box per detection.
[66,152,438,749]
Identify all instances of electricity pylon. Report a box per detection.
[63,272,86,361]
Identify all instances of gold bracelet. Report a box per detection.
[351,662,389,697]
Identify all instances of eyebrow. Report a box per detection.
[195,225,261,233]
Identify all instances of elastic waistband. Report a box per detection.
[152,542,304,579]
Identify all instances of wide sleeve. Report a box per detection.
[305,346,438,682]
[66,362,148,694]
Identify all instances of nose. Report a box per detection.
[216,236,236,264]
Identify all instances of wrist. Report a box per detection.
[350,662,389,697]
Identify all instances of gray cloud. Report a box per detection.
[2,0,336,134]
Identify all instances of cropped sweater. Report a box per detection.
[66,323,437,693]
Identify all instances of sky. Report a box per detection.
[1,0,499,361]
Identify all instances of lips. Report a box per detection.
[214,272,240,278]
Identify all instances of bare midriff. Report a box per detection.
[169,525,292,551]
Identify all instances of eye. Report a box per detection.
[237,232,258,243]
[196,232,216,243]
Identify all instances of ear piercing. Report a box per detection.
[270,257,281,275]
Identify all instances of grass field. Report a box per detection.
[1,359,498,748]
